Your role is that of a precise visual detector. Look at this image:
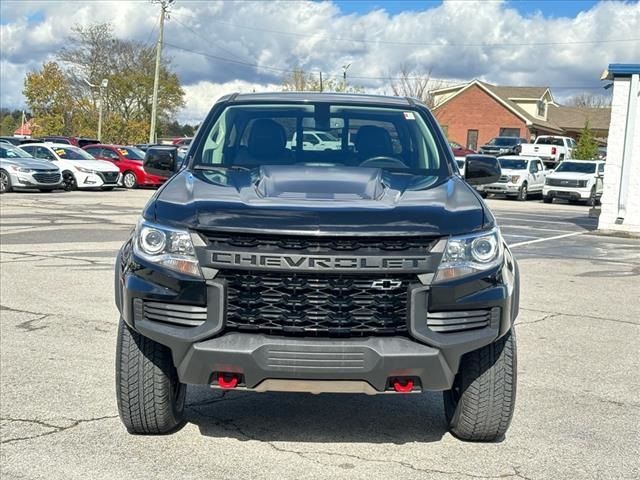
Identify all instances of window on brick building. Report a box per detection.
[499,128,521,137]
[466,129,478,151]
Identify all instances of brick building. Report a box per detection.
[430,80,610,150]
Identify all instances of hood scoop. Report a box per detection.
[254,165,387,201]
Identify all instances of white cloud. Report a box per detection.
[1,0,639,124]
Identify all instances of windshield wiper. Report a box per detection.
[193,164,252,172]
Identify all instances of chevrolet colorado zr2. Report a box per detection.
[114,92,519,442]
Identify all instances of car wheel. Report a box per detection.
[586,187,597,207]
[116,319,186,435]
[62,171,77,191]
[517,183,528,201]
[543,196,553,204]
[444,330,517,442]
[123,171,137,189]
[0,169,12,193]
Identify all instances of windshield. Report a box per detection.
[193,103,445,176]
[535,137,564,146]
[54,146,96,160]
[555,162,596,174]
[488,137,518,146]
[0,144,33,158]
[117,147,145,160]
[499,158,527,170]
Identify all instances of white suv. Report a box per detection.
[543,160,605,206]
[20,143,121,191]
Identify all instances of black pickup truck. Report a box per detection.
[115,92,519,442]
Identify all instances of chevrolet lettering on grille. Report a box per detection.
[208,251,432,272]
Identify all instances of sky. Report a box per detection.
[1,0,639,124]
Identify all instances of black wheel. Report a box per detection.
[62,171,77,191]
[444,330,517,442]
[517,182,528,201]
[543,196,553,204]
[0,169,11,193]
[123,171,137,189]
[101,186,115,191]
[478,191,488,199]
[586,186,597,207]
[116,320,186,434]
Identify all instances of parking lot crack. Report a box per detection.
[0,415,118,445]
[519,308,638,327]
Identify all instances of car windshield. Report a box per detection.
[0,144,33,158]
[555,162,596,174]
[535,137,564,146]
[499,159,527,170]
[193,103,446,177]
[488,137,518,146]
[117,147,145,160]
[54,146,96,160]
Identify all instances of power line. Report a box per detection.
[163,41,608,90]
[196,18,640,48]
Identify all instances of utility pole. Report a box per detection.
[84,78,108,141]
[342,63,351,91]
[319,71,323,92]
[149,0,174,144]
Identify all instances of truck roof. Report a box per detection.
[221,91,417,107]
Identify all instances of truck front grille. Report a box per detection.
[497,175,509,183]
[546,178,584,188]
[426,308,500,333]
[134,299,207,327]
[222,271,410,337]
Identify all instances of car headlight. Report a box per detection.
[76,166,96,174]
[133,220,202,277]
[510,175,520,183]
[9,165,34,173]
[434,227,503,282]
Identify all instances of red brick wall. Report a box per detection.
[433,85,530,150]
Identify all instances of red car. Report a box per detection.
[83,144,166,188]
[449,141,476,157]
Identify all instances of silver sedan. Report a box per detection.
[0,144,63,193]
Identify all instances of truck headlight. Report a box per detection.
[134,220,202,277]
[434,227,503,282]
[510,175,520,183]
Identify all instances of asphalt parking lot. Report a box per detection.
[1,190,639,480]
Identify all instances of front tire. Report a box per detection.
[543,196,553,204]
[444,330,517,442]
[123,171,137,189]
[116,320,186,435]
[0,169,12,193]
[517,182,528,201]
[62,171,77,191]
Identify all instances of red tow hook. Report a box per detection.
[392,378,414,393]
[217,373,239,389]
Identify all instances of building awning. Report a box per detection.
[601,64,640,80]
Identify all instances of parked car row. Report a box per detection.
[0,141,179,194]
[455,154,605,206]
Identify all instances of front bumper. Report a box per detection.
[543,185,592,200]
[9,171,62,189]
[479,182,521,195]
[76,171,121,188]
[116,242,519,393]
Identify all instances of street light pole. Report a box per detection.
[149,0,174,144]
[85,78,108,142]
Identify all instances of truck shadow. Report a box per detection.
[184,386,448,444]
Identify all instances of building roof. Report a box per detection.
[602,64,640,79]
[547,105,611,131]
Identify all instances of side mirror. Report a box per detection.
[465,155,501,185]
[144,146,178,178]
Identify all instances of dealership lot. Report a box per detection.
[1,190,639,480]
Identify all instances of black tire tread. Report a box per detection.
[115,320,184,434]
[444,330,517,442]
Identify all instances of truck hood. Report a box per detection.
[149,165,488,236]
[547,171,594,180]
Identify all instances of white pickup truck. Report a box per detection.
[477,156,548,201]
[543,160,605,206]
[520,136,576,165]
[286,131,342,151]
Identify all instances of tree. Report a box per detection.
[23,62,74,136]
[389,65,446,108]
[566,93,612,109]
[573,121,599,160]
[282,67,363,93]
[23,23,185,143]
